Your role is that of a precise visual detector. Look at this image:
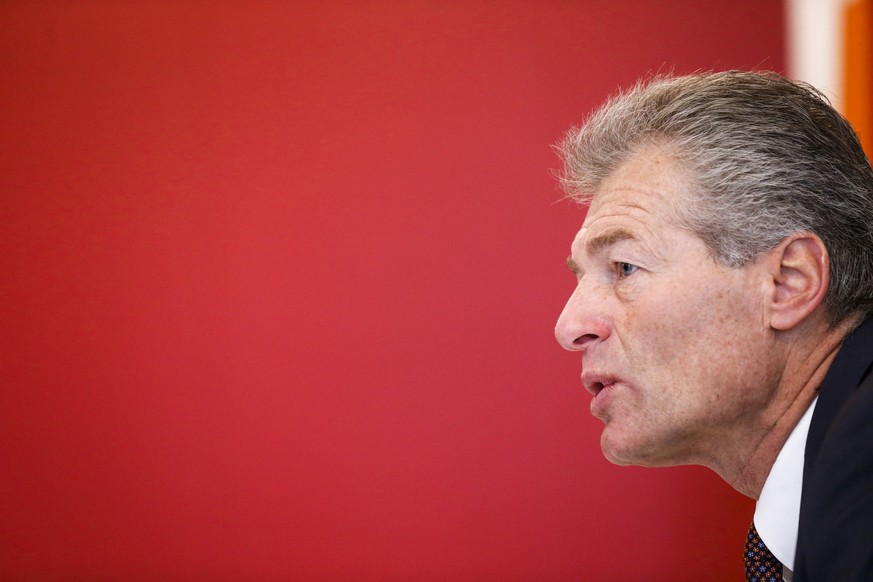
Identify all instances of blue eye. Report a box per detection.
[617,262,638,277]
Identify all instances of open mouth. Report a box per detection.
[589,381,606,396]
[586,377,620,417]
[582,372,618,397]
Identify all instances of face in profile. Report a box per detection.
[555,146,780,468]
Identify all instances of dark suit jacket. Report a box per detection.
[794,317,873,581]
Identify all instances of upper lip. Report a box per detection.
[581,371,620,396]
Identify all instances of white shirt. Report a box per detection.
[754,397,818,581]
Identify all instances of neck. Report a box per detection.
[709,319,853,499]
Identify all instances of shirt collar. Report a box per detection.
[754,396,818,571]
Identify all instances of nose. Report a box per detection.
[554,281,611,352]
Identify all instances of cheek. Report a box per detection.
[621,290,696,357]
[623,281,755,381]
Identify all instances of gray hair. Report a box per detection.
[557,70,873,326]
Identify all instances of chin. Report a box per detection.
[601,432,676,467]
[600,435,640,466]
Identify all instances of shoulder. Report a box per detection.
[795,365,873,580]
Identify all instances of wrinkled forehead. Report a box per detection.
[570,147,699,254]
[588,163,693,224]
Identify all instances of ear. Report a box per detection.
[764,233,830,331]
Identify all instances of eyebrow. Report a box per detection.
[566,228,637,276]
[585,228,636,257]
[566,255,581,276]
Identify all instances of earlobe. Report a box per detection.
[767,233,829,330]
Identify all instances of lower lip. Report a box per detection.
[590,382,618,417]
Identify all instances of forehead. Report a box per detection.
[571,147,693,253]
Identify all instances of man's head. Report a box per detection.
[558,70,873,326]
[554,71,873,473]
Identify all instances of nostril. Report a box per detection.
[573,333,599,346]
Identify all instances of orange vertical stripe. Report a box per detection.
[844,0,873,158]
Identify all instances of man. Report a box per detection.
[553,71,873,581]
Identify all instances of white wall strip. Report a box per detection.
[785,0,849,111]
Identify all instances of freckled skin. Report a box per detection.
[555,147,785,469]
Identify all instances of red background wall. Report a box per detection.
[1,2,783,580]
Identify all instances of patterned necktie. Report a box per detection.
[744,522,783,582]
